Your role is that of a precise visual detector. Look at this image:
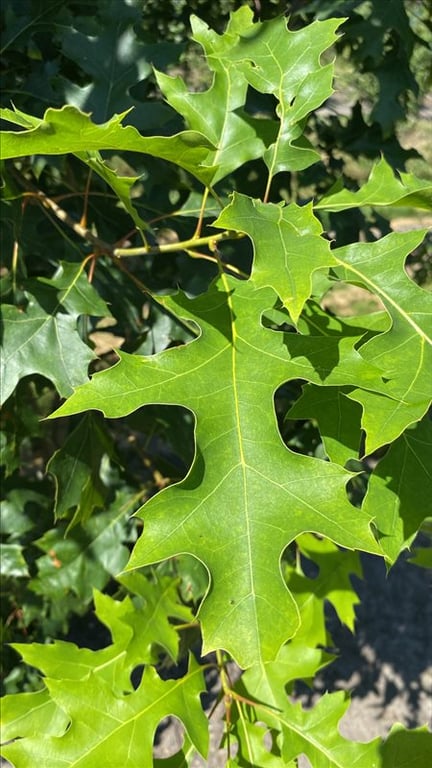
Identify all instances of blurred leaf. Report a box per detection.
[0,688,69,742]
[30,492,134,603]
[47,413,115,526]
[407,546,432,569]
[0,543,29,577]
[381,724,432,767]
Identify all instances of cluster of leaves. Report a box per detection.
[1,1,432,765]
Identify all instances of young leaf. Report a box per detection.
[94,570,193,666]
[52,274,381,668]
[239,660,381,768]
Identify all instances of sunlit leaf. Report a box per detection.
[0,105,216,185]
[52,274,381,668]
[316,157,432,212]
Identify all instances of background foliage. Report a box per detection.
[1,0,431,765]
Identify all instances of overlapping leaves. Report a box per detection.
[1,6,431,767]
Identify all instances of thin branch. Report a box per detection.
[113,230,244,258]
[10,167,245,265]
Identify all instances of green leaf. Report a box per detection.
[239,659,381,767]
[0,543,29,577]
[0,689,69,742]
[47,413,115,527]
[94,570,193,665]
[37,261,111,318]
[287,385,363,465]
[214,194,337,322]
[155,10,271,184]
[0,105,216,185]
[362,418,432,563]
[30,493,133,603]
[316,157,432,212]
[407,546,432,569]
[0,292,95,405]
[218,14,343,178]
[289,534,362,634]
[1,656,209,768]
[75,151,149,234]
[334,229,432,452]
[381,724,432,767]
[9,639,125,686]
[52,274,380,668]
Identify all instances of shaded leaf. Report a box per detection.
[47,413,115,526]
[0,292,95,405]
[38,261,111,318]
[380,724,432,767]
[30,493,133,603]
[363,418,432,563]
[287,385,363,465]
[0,543,29,577]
